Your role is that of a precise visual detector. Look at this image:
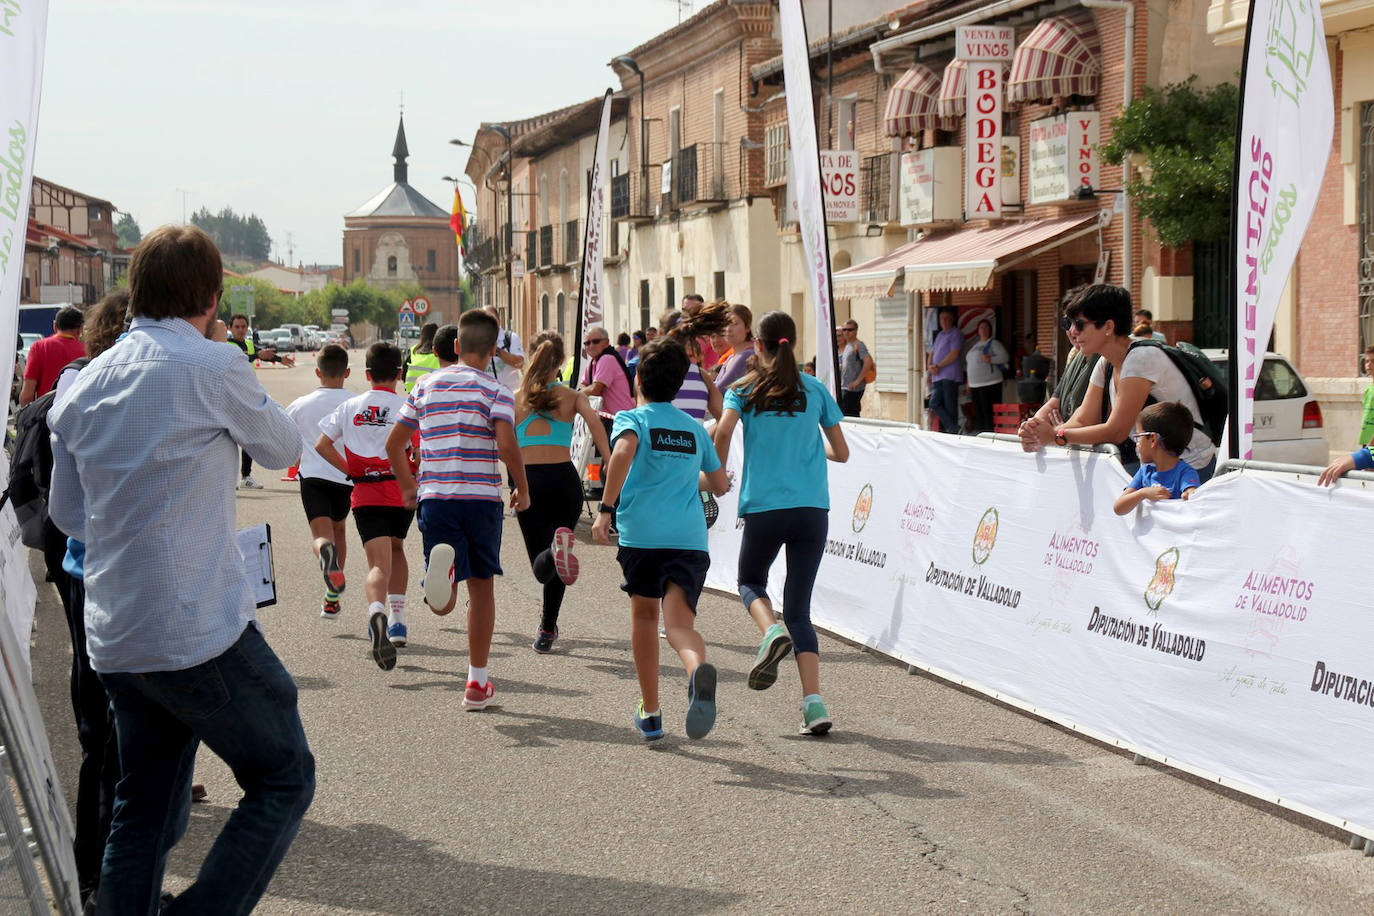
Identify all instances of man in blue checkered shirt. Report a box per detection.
[49,224,314,914]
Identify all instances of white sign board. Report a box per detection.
[1002,136,1022,206]
[955,24,1015,62]
[331,308,350,319]
[957,26,1013,221]
[709,425,1374,841]
[820,150,860,223]
[1030,112,1101,204]
[899,147,961,225]
[661,159,672,196]
[511,255,525,280]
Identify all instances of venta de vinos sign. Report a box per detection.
[956,25,1014,220]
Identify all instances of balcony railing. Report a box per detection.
[663,143,729,210]
[539,224,554,269]
[564,219,579,264]
[611,171,655,221]
[861,153,891,224]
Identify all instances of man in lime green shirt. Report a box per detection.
[1362,346,1374,446]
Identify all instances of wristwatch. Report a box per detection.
[1054,427,1068,447]
[597,502,616,515]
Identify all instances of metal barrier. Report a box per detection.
[976,431,1123,460]
[1216,458,1374,482]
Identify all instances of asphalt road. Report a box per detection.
[29,351,1374,914]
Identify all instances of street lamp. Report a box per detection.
[452,127,513,325]
[612,55,646,213]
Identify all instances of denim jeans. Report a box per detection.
[95,625,315,916]
[932,379,961,433]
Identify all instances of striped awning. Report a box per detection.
[832,214,1099,298]
[883,63,950,137]
[937,59,1011,119]
[1006,10,1101,104]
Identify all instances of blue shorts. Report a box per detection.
[418,499,503,582]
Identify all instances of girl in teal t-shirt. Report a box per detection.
[713,311,849,736]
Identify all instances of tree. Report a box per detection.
[300,281,424,338]
[115,213,142,249]
[191,206,273,260]
[1100,78,1239,248]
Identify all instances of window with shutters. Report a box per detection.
[765,123,788,187]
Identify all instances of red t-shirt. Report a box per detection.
[24,333,86,396]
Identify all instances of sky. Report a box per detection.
[35,1,696,266]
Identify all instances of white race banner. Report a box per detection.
[1231,0,1331,458]
[1,0,49,432]
[571,89,612,388]
[780,0,838,393]
[710,427,1374,838]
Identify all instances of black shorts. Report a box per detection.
[299,477,352,522]
[352,506,414,544]
[616,547,711,613]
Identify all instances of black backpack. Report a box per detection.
[1103,339,1228,447]
[593,348,636,398]
[1,358,88,548]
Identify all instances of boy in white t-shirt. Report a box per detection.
[316,343,418,671]
[284,345,355,619]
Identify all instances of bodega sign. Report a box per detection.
[957,25,1013,220]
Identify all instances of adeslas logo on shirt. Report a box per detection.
[649,427,696,455]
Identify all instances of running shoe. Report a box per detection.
[633,700,664,742]
[319,543,345,594]
[551,527,579,585]
[423,544,456,612]
[700,490,719,528]
[463,679,495,710]
[532,627,558,654]
[320,599,341,620]
[368,611,397,671]
[239,475,264,490]
[387,621,408,647]
[748,623,793,691]
[684,663,717,740]
[799,696,832,736]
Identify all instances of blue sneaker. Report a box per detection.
[633,700,664,741]
[684,663,717,739]
[387,621,407,647]
[748,623,793,691]
[532,627,558,654]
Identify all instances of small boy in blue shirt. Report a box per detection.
[1114,401,1201,515]
[593,338,730,741]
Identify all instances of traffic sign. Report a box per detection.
[330,309,349,319]
[399,299,414,314]
[411,296,431,316]
[399,311,415,326]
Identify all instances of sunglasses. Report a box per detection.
[1129,431,1157,442]
[583,338,606,346]
[1059,316,1098,333]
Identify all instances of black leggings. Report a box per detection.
[515,462,584,631]
[737,507,828,655]
[969,383,998,434]
[240,449,253,479]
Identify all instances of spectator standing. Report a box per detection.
[837,320,874,418]
[578,326,635,415]
[48,225,313,914]
[965,319,1009,434]
[1360,346,1374,446]
[20,304,85,406]
[483,305,524,391]
[928,308,964,433]
[1019,297,1100,449]
[401,321,441,393]
[1133,308,1167,342]
[226,313,292,489]
[712,304,756,389]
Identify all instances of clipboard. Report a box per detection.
[236,523,277,608]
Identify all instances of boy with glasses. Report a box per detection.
[1113,401,1200,514]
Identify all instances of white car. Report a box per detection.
[1202,349,1328,466]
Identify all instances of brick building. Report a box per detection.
[343,116,462,324]
[22,177,127,305]
[1210,0,1372,451]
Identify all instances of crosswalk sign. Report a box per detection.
[399,311,415,327]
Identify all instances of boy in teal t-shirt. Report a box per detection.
[593,339,730,742]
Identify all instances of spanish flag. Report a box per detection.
[450,188,467,258]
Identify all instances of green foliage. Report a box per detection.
[218,276,426,336]
[1100,78,1239,247]
[191,206,272,261]
[115,213,142,249]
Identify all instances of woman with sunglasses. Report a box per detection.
[1018,288,1100,450]
[1024,285,1217,480]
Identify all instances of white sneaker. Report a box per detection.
[239,476,264,490]
[423,544,456,612]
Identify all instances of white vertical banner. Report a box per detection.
[0,0,49,432]
[957,26,1014,220]
[572,89,612,388]
[1231,0,1331,459]
[780,0,839,394]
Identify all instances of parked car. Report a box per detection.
[1202,349,1328,466]
[280,323,305,350]
[262,329,295,353]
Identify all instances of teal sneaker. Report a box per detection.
[799,695,831,736]
[684,663,717,739]
[633,700,664,742]
[747,623,793,691]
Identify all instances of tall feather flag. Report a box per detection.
[450,187,467,258]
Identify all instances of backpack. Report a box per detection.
[851,343,876,385]
[1,357,89,549]
[593,348,636,398]
[1102,339,1228,447]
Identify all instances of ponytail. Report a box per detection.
[517,332,565,415]
[735,310,805,415]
